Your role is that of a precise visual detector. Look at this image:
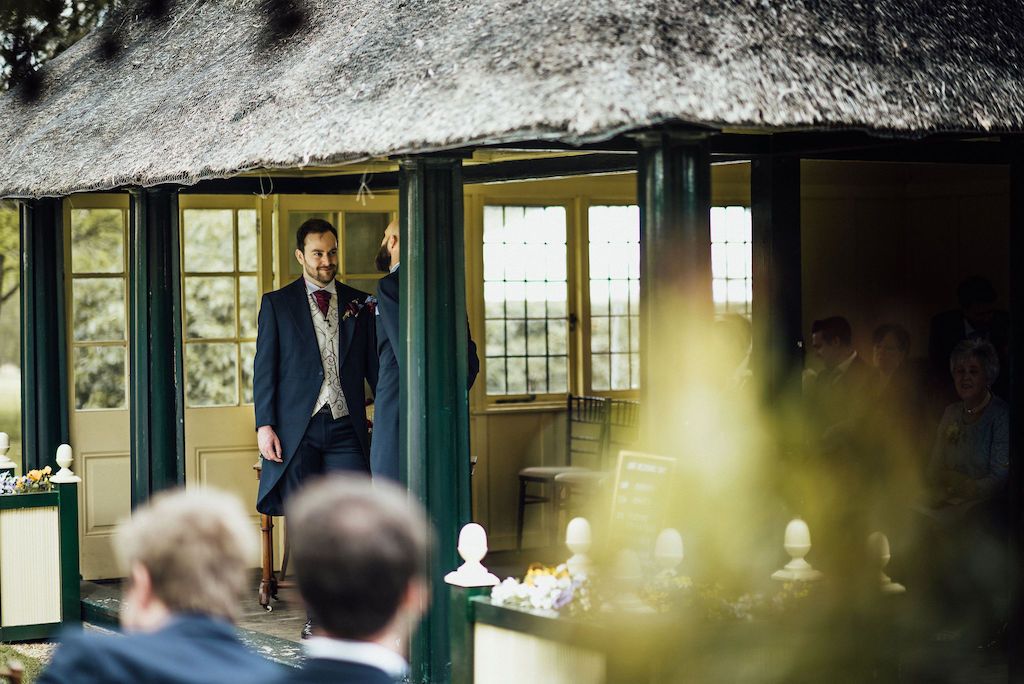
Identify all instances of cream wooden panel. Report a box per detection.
[0,506,62,626]
[474,623,604,684]
[479,408,566,550]
[82,452,131,534]
[184,406,267,568]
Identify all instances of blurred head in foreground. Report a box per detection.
[287,474,432,643]
[115,487,257,631]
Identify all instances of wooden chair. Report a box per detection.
[515,395,607,550]
[254,458,293,611]
[554,398,640,513]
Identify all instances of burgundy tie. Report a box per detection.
[312,289,331,319]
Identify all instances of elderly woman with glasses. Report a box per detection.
[927,338,1009,505]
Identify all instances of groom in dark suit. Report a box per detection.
[253,219,378,523]
[369,220,479,481]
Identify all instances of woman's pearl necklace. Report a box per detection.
[964,390,992,415]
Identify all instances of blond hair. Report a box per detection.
[115,487,256,622]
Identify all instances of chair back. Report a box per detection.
[605,399,641,467]
[566,395,608,469]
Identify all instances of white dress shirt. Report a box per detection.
[303,636,408,679]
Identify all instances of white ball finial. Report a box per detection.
[0,432,14,470]
[654,528,684,571]
[868,532,905,594]
[50,443,81,484]
[565,517,592,574]
[772,517,823,581]
[445,523,499,587]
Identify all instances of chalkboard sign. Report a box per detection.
[608,450,677,552]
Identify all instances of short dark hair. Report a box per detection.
[287,475,432,640]
[811,316,852,346]
[296,218,338,251]
[956,276,997,309]
[872,323,910,353]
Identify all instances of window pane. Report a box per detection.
[527,357,547,393]
[484,282,505,319]
[186,343,238,407]
[344,212,390,275]
[0,201,21,465]
[630,353,641,388]
[482,205,567,396]
[73,278,125,342]
[611,354,631,390]
[548,356,568,393]
[185,276,236,339]
[592,316,610,353]
[239,276,258,339]
[183,209,234,273]
[527,320,547,356]
[506,320,526,356]
[237,209,258,272]
[589,206,641,392]
[610,316,630,353]
[288,212,335,277]
[592,353,610,391]
[240,341,256,405]
[548,320,568,356]
[710,206,753,318]
[485,320,505,357]
[486,359,506,394]
[506,357,527,394]
[74,346,125,409]
[71,209,124,274]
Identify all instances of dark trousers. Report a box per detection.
[280,406,368,504]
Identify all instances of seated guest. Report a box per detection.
[39,489,280,684]
[929,276,1009,401]
[276,474,431,684]
[870,323,911,397]
[806,316,872,452]
[927,338,1009,506]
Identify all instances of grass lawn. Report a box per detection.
[0,364,21,472]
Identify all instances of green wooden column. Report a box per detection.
[128,188,185,507]
[19,198,69,471]
[398,156,471,684]
[636,131,712,453]
[751,154,803,402]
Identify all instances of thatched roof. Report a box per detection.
[1,0,1023,198]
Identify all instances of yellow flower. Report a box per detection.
[27,470,41,482]
[43,466,52,475]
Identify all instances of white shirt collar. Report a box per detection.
[390,262,400,274]
[304,277,337,295]
[303,636,408,678]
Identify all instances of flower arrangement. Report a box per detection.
[342,296,376,322]
[490,563,591,616]
[0,466,53,495]
[638,571,814,622]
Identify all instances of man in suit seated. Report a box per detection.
[807,315,873,453]
[39,488,281,684]
[276,474,431,684]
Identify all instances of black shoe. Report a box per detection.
[301,619,313,640]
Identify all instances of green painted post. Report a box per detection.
[635,132,712,453]
[399,157,471,684]
[19,198,69,472]
[128,188,185,508]
[57,481,81,625]
[751,155,803,402]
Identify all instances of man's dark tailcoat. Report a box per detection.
[369,267,479,480]
[254,277,378,515]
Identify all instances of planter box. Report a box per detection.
[0,483,80,641]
